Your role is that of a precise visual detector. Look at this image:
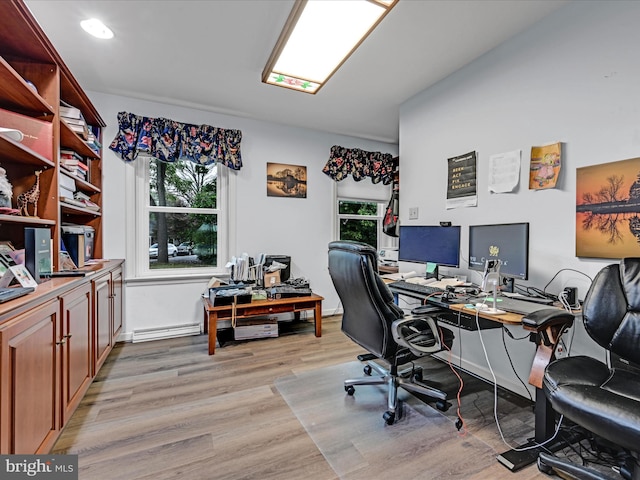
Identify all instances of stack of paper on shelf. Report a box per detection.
[58,172,76,198]
[60,101,88,139]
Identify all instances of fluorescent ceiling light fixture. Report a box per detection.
[262,0,397,94]
[80,18,114,39]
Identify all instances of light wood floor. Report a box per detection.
[52,315,550,479]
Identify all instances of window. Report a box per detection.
[135,157,228,275]
[337,199,386,249]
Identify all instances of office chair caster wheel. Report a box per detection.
[537,456,553,475]
[363,364,372,376]
[345,385,355,396]
[383,411,395,425]
[435,400,449,412]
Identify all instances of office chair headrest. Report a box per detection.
[328,240,377,257]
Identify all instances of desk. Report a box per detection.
[202,294,324,355]
[389,284,571,471]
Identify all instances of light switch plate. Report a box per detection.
[409,207,419,220]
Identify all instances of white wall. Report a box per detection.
[399,0,640,395]
[91,91,397,338]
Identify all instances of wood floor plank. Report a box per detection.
[52,316,549,479]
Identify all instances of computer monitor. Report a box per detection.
[468,223,529,286]
[398,225,461,277]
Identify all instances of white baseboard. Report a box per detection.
[131,323,201,343]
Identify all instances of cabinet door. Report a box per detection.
[111,267,123,339]
[0,299,60,454]
[60,283,92,423]
[93,273,111,374]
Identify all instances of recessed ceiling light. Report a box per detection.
[80,18,114,39]
[262,0,397,94]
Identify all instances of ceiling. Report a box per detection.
[24,0,568,144]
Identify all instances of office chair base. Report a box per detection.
[344,361,449,423]
[497,430,582,472]
[537,451,631,480]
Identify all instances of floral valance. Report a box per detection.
[109,111,243,170]
[322,145,394,184]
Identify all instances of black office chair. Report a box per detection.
[327,240,454,425]
[531,258,640,479]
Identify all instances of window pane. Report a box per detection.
[149,159,217,208]
[338,200,377,215]
[149,212,217,269]
[339,218,378,248]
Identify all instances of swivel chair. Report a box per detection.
[327,240,454,425]
[532,258,640,479]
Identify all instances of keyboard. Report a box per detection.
[0,287,35,304]
[500,291,554,305]
[388,280,444,297]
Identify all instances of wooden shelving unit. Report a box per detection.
[0,0,105,267]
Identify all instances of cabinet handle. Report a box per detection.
[56,338,66,345]
[65,334,73,339]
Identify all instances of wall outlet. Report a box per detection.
[409,207,419,220]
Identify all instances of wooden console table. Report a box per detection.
[202,294,324,355]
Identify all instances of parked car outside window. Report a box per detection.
[149,243,178,258]
[177,242,193,256]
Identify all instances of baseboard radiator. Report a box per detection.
[131,323,201,343]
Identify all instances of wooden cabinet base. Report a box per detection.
[0,259,124,454]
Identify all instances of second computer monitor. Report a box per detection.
[398,225,461,268]
[468,222,529,280]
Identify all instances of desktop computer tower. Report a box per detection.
[264,255,291,282]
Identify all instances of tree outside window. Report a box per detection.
[338,199,383,249]
[148,159,220,269]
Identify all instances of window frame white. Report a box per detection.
[129,156,231,279]
[336,196,396,252]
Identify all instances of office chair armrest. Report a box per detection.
[392,315,442,355]
[521,308,575,332]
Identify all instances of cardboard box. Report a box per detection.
[234,317,278,340]
[0,108,53,160]
[263,271,280,287]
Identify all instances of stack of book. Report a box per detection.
[85,130,102,156]
[60,149,89,180]
[74,191,99,212]
[60,101,89,140]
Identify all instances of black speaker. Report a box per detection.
[24,227,52,282]
[564,287,577,307]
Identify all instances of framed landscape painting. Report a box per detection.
[267,163,307,198]
[576,156,640,258]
